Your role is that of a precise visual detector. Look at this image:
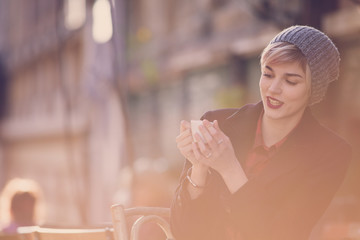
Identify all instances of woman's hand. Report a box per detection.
[176,120,209,171]
[176,120,209,196]
[192,119,248,193]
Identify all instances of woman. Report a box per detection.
[171,25,352,240]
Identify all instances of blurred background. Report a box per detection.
[0,0,359,239]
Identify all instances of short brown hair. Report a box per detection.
[260,42,308,72]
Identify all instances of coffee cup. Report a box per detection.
[191,120,213,142]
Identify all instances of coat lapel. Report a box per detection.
[223,103,317,185]
[223,102,263,168]
[257,108,318,185]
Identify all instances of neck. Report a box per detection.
[261,111,305,147]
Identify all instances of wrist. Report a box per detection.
[221,161,248,194]
[187,166,210,188]
[191,164,209,176]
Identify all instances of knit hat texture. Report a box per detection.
[270,25,340,105]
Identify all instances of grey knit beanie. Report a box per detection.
[270,25,340,105]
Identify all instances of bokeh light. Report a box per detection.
[64,0,86,30]
[92,0,113,43]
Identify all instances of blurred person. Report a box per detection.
[171,26,352,240]
[0,178,45,234]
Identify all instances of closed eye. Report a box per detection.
[263,73,272,78]
[286,80,297,85]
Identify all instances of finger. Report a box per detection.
[195,134,212,158]
[175,134,192,143]
[184,151,195,161]
[194,132,205,146]
[186,151,194,159]
[213,120,220,130]
[212,120,228,141]
[180,120,190,133]
[199,124,213,144]
[178,144,193,155]
[203,120,216,135]
[203,120,223,149]
[192,142,201,160]
[176,129,192,143]
[177,140,193,150]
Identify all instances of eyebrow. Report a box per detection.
[265,65,304,79]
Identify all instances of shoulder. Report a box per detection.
[315,123,351,156]
[307,113,350,151]
[305,124,352,184]
[299,110,352,163]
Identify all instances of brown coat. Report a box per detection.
[170,102,351,240]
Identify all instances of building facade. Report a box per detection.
[0,0,126,226]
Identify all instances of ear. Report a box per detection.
[305,64,312,99]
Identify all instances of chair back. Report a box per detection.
[110,204,174,240]
[17,226,114,240]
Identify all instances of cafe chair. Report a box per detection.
[17,226,114,240]
[110,204,174,240]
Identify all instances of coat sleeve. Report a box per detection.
[170,160,230,240]
[171,110,235,240]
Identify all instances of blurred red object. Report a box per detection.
[321,222,360,239]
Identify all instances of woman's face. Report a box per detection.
[259,61,311,124]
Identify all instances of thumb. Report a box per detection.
[180,120,190,132]
[214,120,221,130]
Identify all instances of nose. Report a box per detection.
[268,79,282,94]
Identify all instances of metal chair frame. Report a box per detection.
[17,226,114,240]
[111,204,174,240]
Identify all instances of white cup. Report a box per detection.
[191,120,204,142]
[191,120,213,142]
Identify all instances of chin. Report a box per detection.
[264,111,284,120]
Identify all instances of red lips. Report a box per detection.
[267,96,284,109]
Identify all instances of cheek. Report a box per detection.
[286,86,310,103]
[259,79,264,97]
[259,78,272,98]
[259,78,267,92]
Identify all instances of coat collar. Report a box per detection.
[223,102,263,167]
[224,101,319,185]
